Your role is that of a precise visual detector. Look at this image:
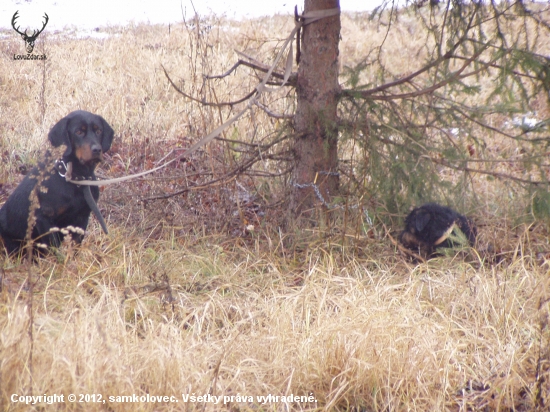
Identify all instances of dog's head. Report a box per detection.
[48,110,114,167]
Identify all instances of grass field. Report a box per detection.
[1,8,550,411]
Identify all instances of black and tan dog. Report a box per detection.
[399,203,476,258]
[0,110,114,255]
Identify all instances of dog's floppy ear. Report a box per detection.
[414,210,432,232]
[48,115,72,156]
[99,116,114,152]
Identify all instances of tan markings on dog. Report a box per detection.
[41,205,55,217]
[434,222,455,245]
[75,146,94,163]
[400,231,421,247]
[56,206,68,216]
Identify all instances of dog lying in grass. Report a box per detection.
[399,203,477,259]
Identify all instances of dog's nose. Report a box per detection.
[92,144,102,157]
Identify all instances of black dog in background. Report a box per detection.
[399,203,476,258]
[0,111,114,255]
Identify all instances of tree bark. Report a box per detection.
[291,0,341,219]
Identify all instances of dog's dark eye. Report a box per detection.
[75,130,84,137]
[95,129,102,136]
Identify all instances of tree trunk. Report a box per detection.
[291,0,341,220]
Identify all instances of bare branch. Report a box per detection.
[254,100,293,119]
[215,133,290,149]
[162,64,256,107]
[205,56,297,86]
[376,135,549,186]
[425,154,549,186]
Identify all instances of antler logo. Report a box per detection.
[11,11,49,54]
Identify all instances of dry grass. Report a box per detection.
[2,230,550,411]
[1,9,550,412]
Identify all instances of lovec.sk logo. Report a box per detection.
[11,11,48,60]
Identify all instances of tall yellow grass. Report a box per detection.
[2,233,550,410]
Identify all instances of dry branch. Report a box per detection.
[205,55,297,87]
[162,65,256,107]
